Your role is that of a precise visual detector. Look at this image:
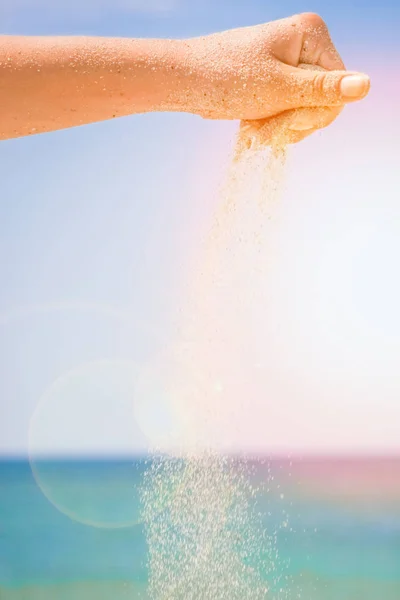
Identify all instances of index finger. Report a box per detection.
[297,12,346,71]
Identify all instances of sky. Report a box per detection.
[0,0,399,457]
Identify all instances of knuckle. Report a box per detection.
[298,12,327,29]
[311,72,327,94]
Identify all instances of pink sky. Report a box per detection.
[179,63,400,454]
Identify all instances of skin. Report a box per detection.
[0,12,370,143]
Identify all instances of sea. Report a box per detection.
[1,456,399,599]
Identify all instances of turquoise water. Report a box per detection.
[1,458,399,599]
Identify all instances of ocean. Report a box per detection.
[1,457,399,599]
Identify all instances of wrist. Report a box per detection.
[141,38,199,114]
[171,35,251,120]
[149,37,227,118]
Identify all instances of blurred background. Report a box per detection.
[0,0,399,598]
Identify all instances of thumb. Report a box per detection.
[285,65,371,108]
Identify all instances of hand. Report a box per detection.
[188,13,370,144]
[0,15,369,142]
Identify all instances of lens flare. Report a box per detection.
[29,359,148,528]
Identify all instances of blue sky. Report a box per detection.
[1,0,399,457]
[2,0,399,45]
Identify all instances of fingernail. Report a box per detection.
[340,74,370,99]
[288,122,314,132]
[288,114,314,132]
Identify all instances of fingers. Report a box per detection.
[288,105,343,132]
[275,14,370,110]
[236,117,305,156]
[318,46,345,71]
[282,63,370,109]
[291,12,345,71]
[238,105,343,151]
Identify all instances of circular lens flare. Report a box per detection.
[29,359,148,528]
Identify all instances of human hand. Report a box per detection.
[187,13,370,144]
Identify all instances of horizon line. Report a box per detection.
[1,451,400,462]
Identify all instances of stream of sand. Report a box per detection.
[140,123,291,599]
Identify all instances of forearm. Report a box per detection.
[0,35,196,140]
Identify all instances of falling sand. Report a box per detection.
[141,119,295,599]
